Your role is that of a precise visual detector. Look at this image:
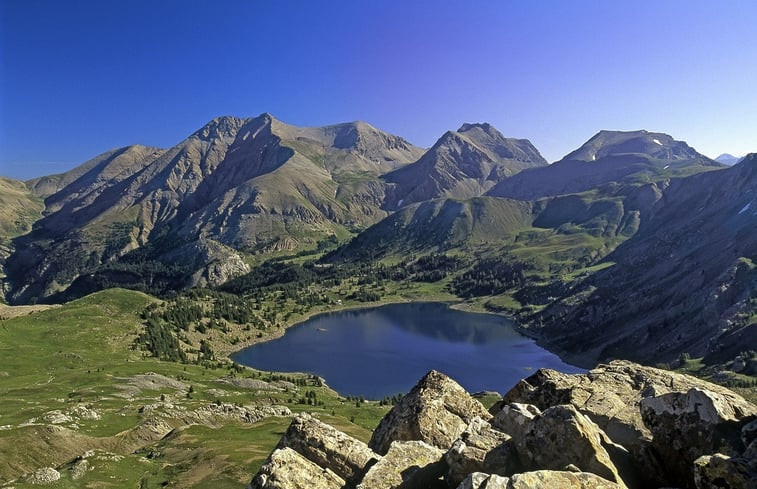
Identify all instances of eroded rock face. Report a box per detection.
[640,387,757,487]
[248,447,345,489]
[357,440,445,489]
[276,413,379,485]
[369,370,492,455]
[445,417,516,486]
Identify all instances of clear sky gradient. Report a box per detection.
[1,0,755,179]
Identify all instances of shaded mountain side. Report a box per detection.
[532,154,757,367]
[326,197,536,262]
[488,130,724,201]
[383,123,546,209]
[5,114,424,304]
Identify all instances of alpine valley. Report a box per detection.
[0,114,755,488]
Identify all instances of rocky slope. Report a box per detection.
[248,363,756,489]
[5,114,425,303]
[533,154,757,366]
[384,123,546,209]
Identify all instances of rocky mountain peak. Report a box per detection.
[192,115,247,142]
[564,129,702,162]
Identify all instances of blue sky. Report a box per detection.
[1,0,755,179]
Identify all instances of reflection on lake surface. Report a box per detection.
[232,302,583,399]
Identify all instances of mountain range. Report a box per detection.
[0,114,754,368]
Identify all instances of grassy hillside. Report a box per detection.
[0,289,392,487]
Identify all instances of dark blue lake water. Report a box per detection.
[232,302,583,399]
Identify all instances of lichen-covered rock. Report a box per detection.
[445,417,517,486]
[520,405,627,487]
[369,370,491,454]
[276,413,379,484]
[456,470,624,489]
[640,387,757,487]
[248,447,345,489]
[357,440,445,489]
[693,453,756,489]
[491,403,540,441]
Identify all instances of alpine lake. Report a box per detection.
[232,302,583,399]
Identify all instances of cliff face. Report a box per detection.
[247,362,756,489]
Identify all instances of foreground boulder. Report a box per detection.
[693,453,756,489]
[519,405,628,487]
[456,470,624,489]
[641,388,756,487]
[369,370,492,455]
[248,447,344,489]
[358,440,445,489]
[445,417,516,486]
[276,413,379,484]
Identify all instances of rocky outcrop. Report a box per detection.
[247,365,756,489]
[640,387,756,487]
[276,413,379,485]
[26,467,61,485]
[499,360,754,486]
[358,440,445,489]
[249,447,345,489]
[369,370,492,454]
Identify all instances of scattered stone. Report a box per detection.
[369,370,492,454]
[26,467,60,485]
[276,413,379,485]
[357,440,445,489]
[248,447,345,489]
[445,417,516,486]
[42,410,72,424]
[70,405,100,420]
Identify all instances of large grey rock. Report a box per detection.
[248,447,345,489]
[369,370,492,455]
[640,387,757,488]
[520,405,627,487]
[276,413,379,484]
[357,440,445,489]
[499,360,756,487]
[445,417,517,486]
[456,470,624,489]
[693,453,756,489]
